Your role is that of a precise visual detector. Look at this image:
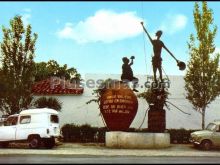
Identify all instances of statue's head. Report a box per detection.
[156,30,163,38]
[122,57,129,64]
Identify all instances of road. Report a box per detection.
[0,155,220,164]
[1,143,220,164]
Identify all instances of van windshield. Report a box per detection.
[50,115,59,123]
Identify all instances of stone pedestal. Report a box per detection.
[106,131,170,149]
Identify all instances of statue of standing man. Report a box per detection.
[140,22,181,83]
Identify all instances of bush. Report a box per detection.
[61,124,199,144]
[61,124,81,142]
[61,124,107,143]
[33,97,62,111]
[80,124,98,142]
[168,128,199,144]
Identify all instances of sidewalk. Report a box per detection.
[0,143,220,157]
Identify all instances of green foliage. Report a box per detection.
[86,78,114,105]
[61,123,81,142]
[0,70,6,98]
[61,123,106,143]
[184,2,220,129]
[138,87,169,109]
[34,60,81,82]
[61,123,197,144]
[168,128,198,144]
[80,124,98,142]
[33,97,62,111]
[0,15,38,115]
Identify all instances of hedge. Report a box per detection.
[61,123,107,143]
[61,124,199,144]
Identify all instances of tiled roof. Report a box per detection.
[32,77,83,95]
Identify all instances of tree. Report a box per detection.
[33,97,62,111]
[0,15,38,115]
[34,60,81,82]
[0,70,6,100]
[184,2,220,129]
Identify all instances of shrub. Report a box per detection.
[168,128,198,144]
[61,123,199,144]
[61,124,81,142]
[33,97,62,111]
[61,124,107,143]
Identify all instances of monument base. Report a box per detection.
[148,108,166,132]
[105,131,170,149]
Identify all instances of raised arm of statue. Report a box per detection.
[140,22,153,45]
[129,59,134,66]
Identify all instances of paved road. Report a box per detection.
[1,143,220,164]
[0,155,220,164]
[1,143,220,157]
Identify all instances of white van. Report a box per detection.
[0,108,61,149]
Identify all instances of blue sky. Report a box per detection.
[0,1,220,77]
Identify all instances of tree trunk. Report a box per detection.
[202,107,206,130]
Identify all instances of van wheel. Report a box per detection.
[201,140,212,151]
[0,142,9,148]
[44,138,55,149]
[29,136,41,149]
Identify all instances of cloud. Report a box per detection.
[22,13,31,26]
[159,14,187,35]
[23,8,31,12]
[214,47,220,54]
[57,10,143,44]
[21,8,31,27]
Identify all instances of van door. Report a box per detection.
[49,114,60,136]
[16,115,31,140]
[0,116,18,141]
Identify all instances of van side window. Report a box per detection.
[20,116,31,124]
[4,116,18,126]
[51,115,59,123]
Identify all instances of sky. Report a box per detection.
[0,1,220,78]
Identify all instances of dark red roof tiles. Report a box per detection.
[32,77,84,95]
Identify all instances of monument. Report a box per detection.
[102,22,186,149]
[140,22,186,133]
[96,56,139,131]
[100,80,138,131]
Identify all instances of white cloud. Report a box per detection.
[159,14,187,35]
[22,13,31,27]
[23,8,31,12]
[21,8,32,27]
[214,47,220,54]
[57,10,143,44]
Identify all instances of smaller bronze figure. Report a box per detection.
[121,56,139,92]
